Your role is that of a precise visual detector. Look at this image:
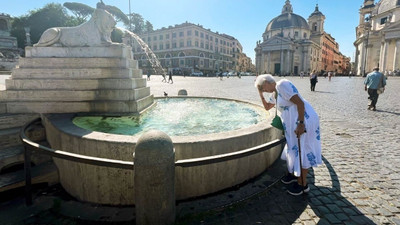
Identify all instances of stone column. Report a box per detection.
[382,40,388,71]
[394,40,400,71]
[382,41,388,71]
[261,52,265,73]
[267,51,271,73]
[134,130,175,225]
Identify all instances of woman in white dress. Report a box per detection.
[255,74,322,195]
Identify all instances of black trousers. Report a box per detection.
[310,79,317,91]
[367,88,379,108]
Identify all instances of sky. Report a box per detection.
[5,0,367,63]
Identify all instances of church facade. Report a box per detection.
[354,0,400,76]
[255,0,350,76]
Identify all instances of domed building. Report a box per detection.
[255,0,350,75]
[354,0,400,76]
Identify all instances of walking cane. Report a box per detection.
[297,136,305,196]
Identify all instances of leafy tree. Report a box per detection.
[103,5,129,25]
[127,13,154,35]
[10,3,78,48]
[63,2,94,24]
[144,20,153,33]
[111,28,124,43]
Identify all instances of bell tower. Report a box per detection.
[308,4,325,35]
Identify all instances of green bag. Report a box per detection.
[271,91,284,130]
[271,115,284,130]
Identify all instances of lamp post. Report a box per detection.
[363,16,371,77]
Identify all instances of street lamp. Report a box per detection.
[362,16,371,77]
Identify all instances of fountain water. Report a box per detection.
[118,27,166,76]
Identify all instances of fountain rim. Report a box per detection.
[46,96,273,144]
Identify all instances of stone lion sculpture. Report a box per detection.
[34,8,116,47]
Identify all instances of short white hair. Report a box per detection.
[254,74,276,90]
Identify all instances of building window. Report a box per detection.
[195,41,199,47]
[313,23,317,31]
[210,45,213,51]
[166,34,170,39]
[294,31,299,37]
[380,17,388,25]
[215,38,218,43]
[200,33,204,38]
[147,37,151,42]
[200,42,204,48]
[210,36,213,41]
[172,32,176,38]
[153,45,157,50]
[187,40,192,47]
[195,30,199,36]
[179,41,184,47]
[172,42,177,48]
[159,44,163,50]
[159,35,163,40]
[205,43,209,49]
[166,43,170,49]
[179,31,184,37]
[187,30,192,36]
[206,34,209,40]
[303,33,307,38]
[153,36,157,41]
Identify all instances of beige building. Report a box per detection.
[128,22,252,75]
[354,0,400,76]
[255,0,349,75]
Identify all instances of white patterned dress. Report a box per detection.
[275,79,322,177]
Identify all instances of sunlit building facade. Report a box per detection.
[354,0,400,76]
[127,22,252,75]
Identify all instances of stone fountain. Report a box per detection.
[0,7,153,114]
[0,5,283,208]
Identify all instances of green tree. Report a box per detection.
[63,2,94,24]
[10,3,78,48]
[103,5,129,25]
[144,20,153,33]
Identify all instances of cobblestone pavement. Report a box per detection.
[1,75,400,225]
[148,75,400,225]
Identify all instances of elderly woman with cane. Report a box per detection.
[255,74,322,195]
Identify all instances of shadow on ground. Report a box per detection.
[177,156,376,224]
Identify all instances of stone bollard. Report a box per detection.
[178,89,188,96]
[134,130,175,225]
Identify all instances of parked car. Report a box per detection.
[191,71,203,76]
[227,71,236,77]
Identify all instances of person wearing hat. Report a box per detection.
[364,67,386,111]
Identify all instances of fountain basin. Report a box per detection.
[42,97,283,205]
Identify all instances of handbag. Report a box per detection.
[377,74,385,94]
[270,92,284,130]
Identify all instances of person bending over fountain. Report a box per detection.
[255,74,322,196]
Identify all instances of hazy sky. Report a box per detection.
[5,0,366,63]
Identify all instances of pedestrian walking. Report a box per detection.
[309,70,318,91]
[328,71,332,81]
[255,74,322,196]
[168,71,173,84]
[300,71,304,79]
[147,70,151,81]
[364,67,386,111]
